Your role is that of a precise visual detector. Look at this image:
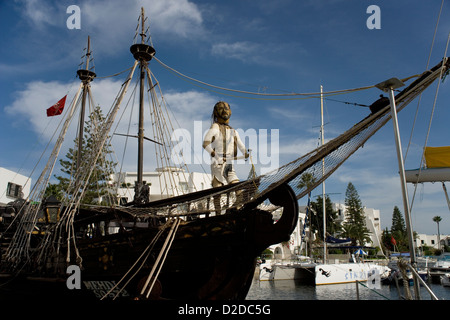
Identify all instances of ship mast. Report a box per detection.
[76,36,96,170]
[130,7,156,204]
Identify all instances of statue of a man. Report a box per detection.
[203,101,249,188]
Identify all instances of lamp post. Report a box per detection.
[375,77,421,299]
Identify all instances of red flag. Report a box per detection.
[391,236,397,246]
[46,95,67,117]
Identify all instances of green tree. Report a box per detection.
[391,206,406,234]
[297,172,317,254]
[43,182,64,200]
[433,216,442,252]
[310,195,340,239]
[48,106,116,204]
[341,182,371,246]
[297,172,316,191]
[381,227,392,252]
[390,206,408,251]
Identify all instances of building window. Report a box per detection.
[431,240,435,245]
[6,182,22,199]
[179,182,189,193]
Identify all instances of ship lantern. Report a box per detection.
[42,195,61,224]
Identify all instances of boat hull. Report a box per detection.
[259,262,316,283]
[259,262,389,285]
[0,183,299,300]
[315,263,389,286]
[0,214,262,300]
[0,223,258,300]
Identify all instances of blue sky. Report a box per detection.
[1,0,449,235]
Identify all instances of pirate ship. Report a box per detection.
[0,8,449,300]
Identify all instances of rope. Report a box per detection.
[409,35,450,213]
[100,219,170,300]
[443,182,450,212]
[355,280,390,300]
[95,67,134,79]
[111,75,140,202]
[140,218,181,299]
[154,56,376,98]
[397,259,413,300]
[405,0,445,160]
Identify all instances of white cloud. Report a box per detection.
[16,0,205,58]
[4,80,79,140]
[268,107,312,123]
[163,89,216,121]
[147,0,203,37]
[211,41,263,63]
[82,0,204,50]
[19,0,61,28]
[279,137,319,158]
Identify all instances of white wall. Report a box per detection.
[0,167,31,204]
[416,233,450,250]
[110,167,212,203]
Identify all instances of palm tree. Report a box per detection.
[433,216,442,252]
[297,172,317,256]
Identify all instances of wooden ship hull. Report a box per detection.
[0,183,298,300]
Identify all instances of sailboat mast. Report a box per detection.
[130,7,156,204]
[76,36,96,170]
[320,85,327,263]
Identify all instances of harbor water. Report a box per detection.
[246,279,450,300]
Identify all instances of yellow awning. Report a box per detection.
[425,146,450,168]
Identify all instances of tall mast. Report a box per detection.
[130,7,156,204]
[76,36,96,170]
[320,85,327,263]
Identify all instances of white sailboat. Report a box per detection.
[314,86,390,285]
[259,87,392,285]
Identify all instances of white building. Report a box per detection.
[0,167,31,205]
[109,167,212,203]
[332,203,383,249]
[363,207,383,249]
[416,233,450,250]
